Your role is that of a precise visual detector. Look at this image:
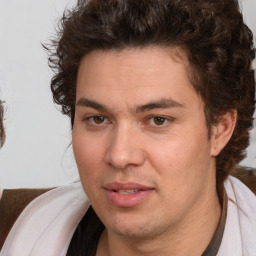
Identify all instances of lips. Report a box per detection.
[104,182,154,207]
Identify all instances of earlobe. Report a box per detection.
[211,110,237,157]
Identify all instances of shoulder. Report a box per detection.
[218,176,256,256]
[225,175,256,209]
[224,175,256,226]
[1,182,90,256]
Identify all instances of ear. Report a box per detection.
[211,110,237,157]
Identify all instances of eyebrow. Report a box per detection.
[135,98,184,113]
[76,97,184,113]
[76,98,108,111]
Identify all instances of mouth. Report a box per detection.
[104,182,155,207]
[114,189,140,195]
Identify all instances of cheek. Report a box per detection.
[148,131,211,187]
[149,136,204,171]
[72,132,106,184]
[148,136,212,217]
[72,133,108,207]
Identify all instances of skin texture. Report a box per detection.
[72,47,236,256]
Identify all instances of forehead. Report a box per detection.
[76,47,202,111]
[78,46,190,78]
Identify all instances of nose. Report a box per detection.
[105,125,145,169]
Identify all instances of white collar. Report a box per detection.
[217,176,256,256]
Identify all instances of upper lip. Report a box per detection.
[104,182,154,191]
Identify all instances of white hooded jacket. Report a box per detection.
[1,176,256,256]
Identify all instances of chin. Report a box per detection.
[109,216,169,239]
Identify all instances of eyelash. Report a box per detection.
[145,115,175,127]
[81,115,175,127]
[82,115,109,125]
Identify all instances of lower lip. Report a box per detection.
[106,189,154,207]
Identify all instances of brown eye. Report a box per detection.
[153,116,166,125]
[92,115,105,124]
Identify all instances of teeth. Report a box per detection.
[117,189,139,195]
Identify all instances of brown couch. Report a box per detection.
[0,188,53,249]
[0,166,256,250]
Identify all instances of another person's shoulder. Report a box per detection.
[1,182,90,256]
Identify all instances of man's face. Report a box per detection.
[73,47,217,239]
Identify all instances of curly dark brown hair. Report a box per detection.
[0,100,5,147]
[47,0,255,189]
